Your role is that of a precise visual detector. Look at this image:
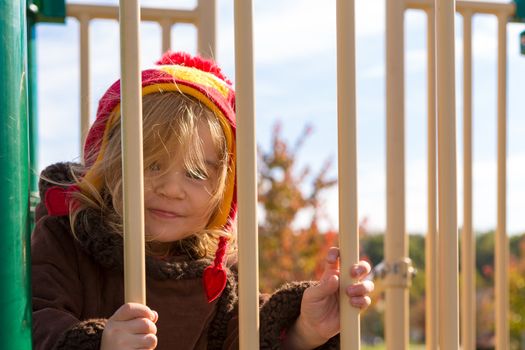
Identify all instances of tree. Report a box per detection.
[474,231,525,349]
[255,120,525,348]
[257,121,337,293]
[509,235,525,349]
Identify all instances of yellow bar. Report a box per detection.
[461,11,476,350]
[435,0,460,349]
[336,0,360,348]
[406,0,515,15]
[196,0,216,59]
[68,3,197,23]
[425,8,438,350]
[79,14,90,160]
[495,12,509,350]
[119,0,146,305]
[385,1,409,349]
[233,0,259,348]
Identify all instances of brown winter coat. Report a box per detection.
[31,163,339,350]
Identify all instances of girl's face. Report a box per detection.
[143,121,220,242]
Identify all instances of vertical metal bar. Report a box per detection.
[386,0,408,349]
[27,1,39,231]
[0,0,33,348]
[119,0,146,305]
[336,0,360,348]
[435,0,460,349]
[234,0,259,348]
[160,20,171,54]
[461,10,475,350]
[79,14,90,158]
[495,11,509,350]
[197,0,216,59]
[425,8,438,350]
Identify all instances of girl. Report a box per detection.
[32,51,374,350]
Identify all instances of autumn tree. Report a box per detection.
[255,121,525,348]
[257,121,337,293]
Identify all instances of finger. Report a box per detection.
[112,303,156,322]
[305,247,342,301]
[346,280,375,297]
[349,295,372,310]
[304,274,340,302]
[124,317,158,335]
[321,247,340,282]
[350,260,372,279]
[325,247,340,266]
[132,333,158,349]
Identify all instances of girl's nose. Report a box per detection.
[155,170,186,199]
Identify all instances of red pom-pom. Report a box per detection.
[203,265,227,303]
[156,51,232,85]
[44,186,79,216]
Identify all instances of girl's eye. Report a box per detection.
[148,162,161,172]
[186,169,208,181]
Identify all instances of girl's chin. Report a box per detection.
[146,229,192,243]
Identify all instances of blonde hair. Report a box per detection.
[69,92,234,259]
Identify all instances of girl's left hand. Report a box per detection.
[283,247,374,349]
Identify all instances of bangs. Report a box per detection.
[141,92,227,180]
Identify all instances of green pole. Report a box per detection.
[27,1,39,231]
[512,0,525,22]
[521,30,525,55]
[511,0,525,55]
[0,0,33,348]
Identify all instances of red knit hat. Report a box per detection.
[45,51,237,303]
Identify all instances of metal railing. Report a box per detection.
[396,1,515,349]
[65,1,216,157]
[0,0,522,349]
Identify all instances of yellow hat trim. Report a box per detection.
[158,65,231,99]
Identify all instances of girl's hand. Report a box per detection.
[283,247,374,349]
[101,302,158,350]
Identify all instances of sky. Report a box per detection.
[35,0,525,235]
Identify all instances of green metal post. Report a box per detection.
[0,0,33,349]
[512,0,525,22]
[28,1,39,231]
[511,0,525,55]
[521,30,525,55]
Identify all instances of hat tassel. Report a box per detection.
[203,236,228,303]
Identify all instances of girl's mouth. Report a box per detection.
[148,208,181,219]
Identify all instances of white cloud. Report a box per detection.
[217,0,385,66]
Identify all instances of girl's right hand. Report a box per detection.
[101,302,158,350]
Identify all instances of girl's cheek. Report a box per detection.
[187,178,213,192]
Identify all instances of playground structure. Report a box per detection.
[1,0,524,349]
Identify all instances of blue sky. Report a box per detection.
[36,0,525,234]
